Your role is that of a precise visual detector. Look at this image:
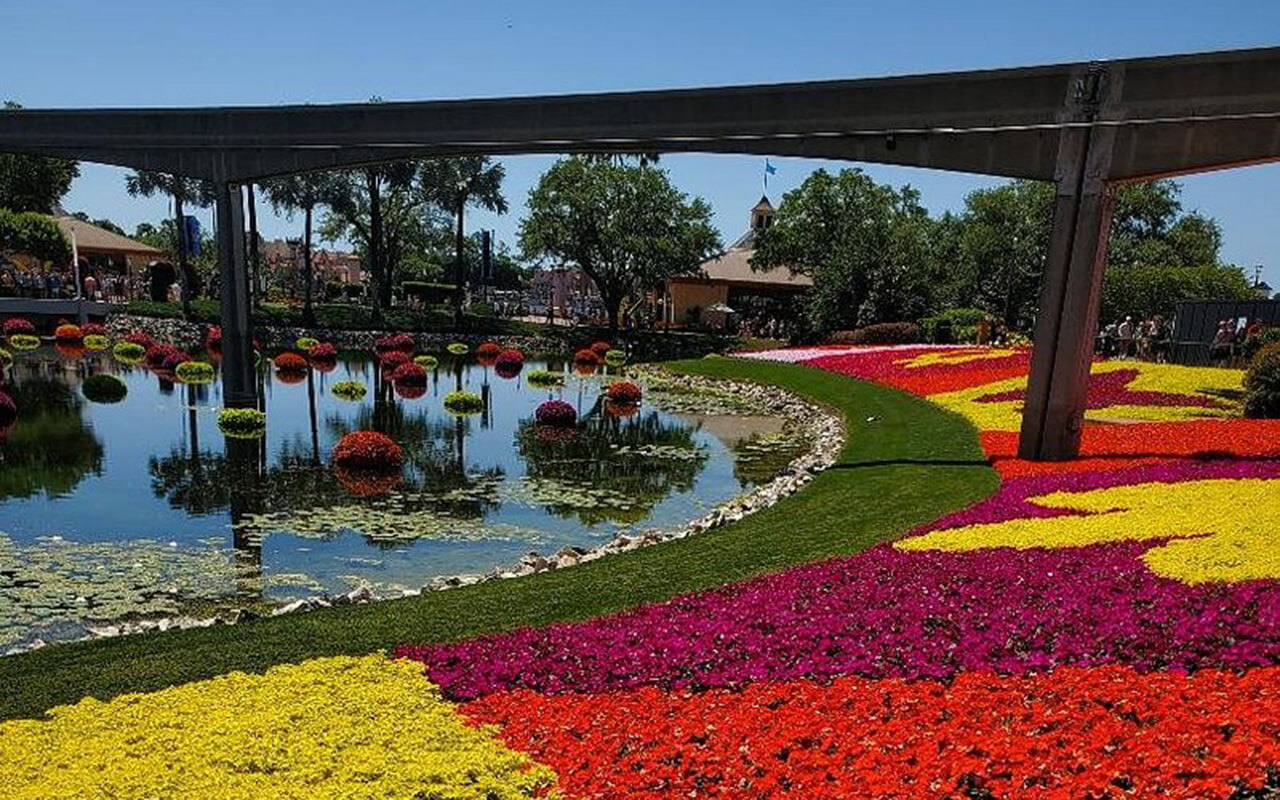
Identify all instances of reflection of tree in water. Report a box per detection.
[0,372,104,500]
[515,401,706,525]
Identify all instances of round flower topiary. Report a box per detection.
[604,348,627,367]
[333,431,403,470]
[160,350,193,372]
[145,344,181,368]
[217,408,267,439]
[590,340,611,357]
[273,352,309,373]
[414,354,439,369]
[332,380,367,401]
[8,335,40,351]
[123,330,154,348]
[308,342,338,360]
[56,342,86,360]
[82,374,129,404]
[83,334,110,352]
[81,322,107,338]
[374,333,415,354]
[379,351,411,372]
[476,341,502,366]
[443,390,484,416]
[0,348,11,367]
[113,341,146,364]
[494,348,525,379]
[446,342,470,356]
[391,361,428,386]
[334,465,401,497]
[573,348,600,375]
[605,380,643,405]
[395,382,427,400]
[296,336,320,352]
[175,361,215,385]
[54,324,83,342]
[2,318,35,337]
[527,369,564,389]
[0,389,17,426]
[535,399,577,428]
[204,325,222,350]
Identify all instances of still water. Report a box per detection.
[0,346,780,645]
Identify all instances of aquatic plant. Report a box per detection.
[391,361,428,386]
[81,374,128,404]
[527,369,564,389]
[332,431,403,470]
[273,352,309,373]
[604,348,627,367]
[175,361,215,385]
[414,354,439,369]
[295,336,320,352]
[217,408,267,439]
[54,324,83,341]
[82,334,110,352]
[443,390,484,415]
[605,380,642,405]
[447,342,470,356]
[8,335,39,351]
[2,318,35,337]
[332,380,367,401]
[535,399,577,428]
[112,341,146,364]
[0,389,16,426]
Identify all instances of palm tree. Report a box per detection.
[419,157,508,326]
[262,174,331,326]
[125,171,215,318]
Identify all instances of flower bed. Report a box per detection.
[54,324,83,341]
[174,361,214,385]
[391,361,428,386]
[2,318,35,337]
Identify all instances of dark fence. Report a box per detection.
[1171,299,1280,365]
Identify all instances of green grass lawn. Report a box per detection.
[0,357,998,721]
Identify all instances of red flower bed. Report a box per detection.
[0,390,16,426]
[808,346,1032,394]
[374,333,415,354]
[589,340,611,357]
[80,322,107,337]
[2,318,35,337]
[160,350,192,372]
[123,330,154,348]
[391,362,428,386]
[494,348,525,379]
[273,352,309,373]
[54,324,83,341]
[332,431,403,470]
[464,666,1280,800]
[308,342,338,360]
[605,380,642,405]
[535,399,577,428]
[145,344,183,368]
[55,342,85,359]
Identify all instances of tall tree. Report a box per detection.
[262,174,331,325]
[419,157,508,325]
[125,171,215,317]
[520,157,720,332]
[0,102,80,213]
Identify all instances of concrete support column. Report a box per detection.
[215,180,258,408]
[1018,65,1120,461]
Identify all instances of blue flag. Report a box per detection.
[765,159,777,175]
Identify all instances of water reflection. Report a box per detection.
[0,365,103,500]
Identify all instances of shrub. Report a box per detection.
[82,335,110,352]
[605,381,643,405]
[443,390,484,415]
[0,389,16,426]
[1245,342,1280,419]
[273,352,309,373]
[82,374,128,404]
[414,354,439,369]
[296,336,320,352]
[332,431,403,470]
[476,341,503,365]
[843,322,922,345]
[308,342,338,360]
[535,399,577,427]
[2,318,34,337]
[391,362,428,386]
[54,324,83,341]
[590,341,611,357]
[604,349,627,367]
[332,380,367,401]
[175,361,215,385]
[160,350,193,372]
[81,322,107,337]
[447,342,470,356]
[217,408,267,439]
[113,342,146,364]
[527,369,564,389]
[921,308,991,344]
[8,334,39,351]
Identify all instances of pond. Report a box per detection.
[0,344,791,648]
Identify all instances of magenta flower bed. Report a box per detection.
[399,540,1280,701]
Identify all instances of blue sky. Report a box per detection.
[7,0,1279,283]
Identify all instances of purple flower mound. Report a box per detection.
[0,389,16,426]
[399,541,1280,701]
[534,399,576,428]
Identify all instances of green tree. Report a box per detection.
[0,102,80,213]
[0,208,72,266]
[520,157,720,332]
[125,171,215,317]
[1101,263,1254,321]
[751,168,934,335]
[262,175,331,325]
[419,157,509,325]
[953,180,1054,329]
[1107,180,1222,268]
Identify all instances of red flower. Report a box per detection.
[54,324,83,341]
[494,349,525,379]
[374,333,415,354]
[273,352,309,374]
[334,465,401,497]
[2,318,35,337]
[605,380,642,405]
[80,322,107,337]
[123,330,154,348]
[308,342,338,360]
[205,325,222,349]
[145,344,183,368]
[391,362,428,386]
[160,350,192,372]
[573,349,600,374]
[535,399,577,428]
[590,340,611,357]
[332,431,403,470]
[394,382,427,400]
[476,341,503,367]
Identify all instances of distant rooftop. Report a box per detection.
[53,216,162,256]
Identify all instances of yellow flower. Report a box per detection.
[900,348,1019,369]
[898,478,1280,584]
[0,654,557,799]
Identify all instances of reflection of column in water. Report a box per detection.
[225,436,265,600]
[186,383,200,461]
[453,359,463,393]
[305,368,320,464]
[454,413,466,472]
[481,382,491,430]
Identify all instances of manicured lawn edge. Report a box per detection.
[0,356,998,720]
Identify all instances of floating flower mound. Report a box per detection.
[476,341,503,366]
[443,390,484,416]
[589,340,611,357]
[55,342,86,360]
[374,333,415,354]
[144,344,180,368]
[122,330,154,348]
[335,465,402,497]
[603,348,626,367]
[394,382,427,400]
[0,389,16,426]
[604,380,642,406]
[463,666,1280,800]
[80,322,107,337]
[8,334,39,351]
[332,380,367,401]
[572,348,600,375]
[295,336,320,352]
[534,399,576,428]
[2,318,35,337]
[447,342,470,356]
[494,348,525,379]
[53,323,83,342]
[391,361,429,386]
[174,361,214,385]
[158,349,192,373]
[332,431,403,471]
[526,369,564,389]
[204,324,221,350]
[414,354,439,369]
[308,341,338,360]
[81,374,128,405]
[379,350,411,372]
[217,408,266,439]
[272,352,309,384]
[0,654,557,800]
[112,341,146,364]
[82,334,109,352]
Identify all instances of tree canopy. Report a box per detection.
[0,208,72,266]
[0,102,80,214]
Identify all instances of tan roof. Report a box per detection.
[54,217,163,256]
[679,244,812,289]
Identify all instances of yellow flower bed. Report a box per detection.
[929,361,1244,432]
[0,654,557,799]
[900,348,1019,369]
[898,478,1280,584]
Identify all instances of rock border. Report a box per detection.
[5,364,844,655]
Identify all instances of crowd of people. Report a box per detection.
[0,266,134,302]
[1097,315,1172,361]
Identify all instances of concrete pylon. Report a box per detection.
[1019,65,1119,460]
[215,181,259,408]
